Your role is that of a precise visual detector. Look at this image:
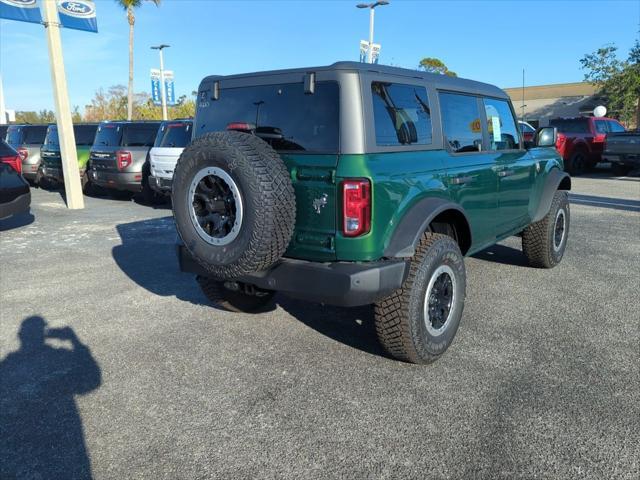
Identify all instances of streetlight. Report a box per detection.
[151,44,170,120]
[356,1,389,64]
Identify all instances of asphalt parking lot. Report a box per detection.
[1,170,639,480]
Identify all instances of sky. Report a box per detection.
[1,0,639,113]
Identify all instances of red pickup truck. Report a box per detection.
[548,116,626,175]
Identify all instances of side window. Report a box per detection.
[371,82,432,146]
[483,98,520,150]
[439,92,483,153]
[595,120,609,134]
[608,120,625,133]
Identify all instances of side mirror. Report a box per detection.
[535,126,557,147]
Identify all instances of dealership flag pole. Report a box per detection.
[41,0,83,209]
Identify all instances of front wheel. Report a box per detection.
[196,276,275,313]
[522,190,570,268]
[374,233,466,364]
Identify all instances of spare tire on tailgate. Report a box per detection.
[172,131,296,279]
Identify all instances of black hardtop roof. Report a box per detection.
[201,61,507,99]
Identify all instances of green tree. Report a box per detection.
[115,0,161,121]
[15,110,56,124]
[418,57,457,77]
[580,40,640,128]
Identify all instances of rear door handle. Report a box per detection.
[450,175,474,185]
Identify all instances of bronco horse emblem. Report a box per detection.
[312,194,328,214]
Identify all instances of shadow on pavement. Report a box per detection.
[112,217,208,305]
[277,297,388,358]
[473,243,529,267]
[569,193,640,212]
[0,211,35,232]
[0,316,101,480]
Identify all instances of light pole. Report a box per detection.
[356,1,389,64]
[151,44,170,120]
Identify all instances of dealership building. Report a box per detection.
[503,82,602,128]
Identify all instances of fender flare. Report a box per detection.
[532,168,571,223]
[384,197,472,258]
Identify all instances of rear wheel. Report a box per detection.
[568,151,586,176]
[522,190,569,268]
[141,163,162,205]
[374,233,466,364]
[196,276,275,313]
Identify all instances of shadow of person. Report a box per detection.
[0,316,101,480]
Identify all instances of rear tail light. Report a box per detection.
[17,147,28,162]
[226,122,255,132]
[594,134,606,143]
[116,150,132,170]
[342,179,371,237]
[1,155,22,174]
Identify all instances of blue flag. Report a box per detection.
[57,0,97,33]
[0,0,42,24]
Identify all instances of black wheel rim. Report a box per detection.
[424,265,456,336]
[189,167,243,246]
[553,209,566,251]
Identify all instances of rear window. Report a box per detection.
[23,126,47,144]
[154,122,192,148]
[7,126,23,146]
[75,125,98,145]
[122,124,160,147]
[44,126,59,147]
[549,118,589,133]
[198,82,339,152]
[93,123,123,147]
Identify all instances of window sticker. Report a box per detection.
[491,116,501,142]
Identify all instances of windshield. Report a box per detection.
[154,122,192,147]
[198,82,339,152]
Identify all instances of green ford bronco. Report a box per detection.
[174,62,571,364]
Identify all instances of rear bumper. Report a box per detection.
[41,166,85,183]
[149,175,172,194]
[89,169,142,192]
[177,244,408,307]
[0,191,31,220]
[21,161,41,181]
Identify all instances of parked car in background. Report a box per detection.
[5,124,48,183]
[39,123,99,192]
[549,116,626,175]
[149,119,193,196]
[88,121,161,200]
[519,121,536,142]
[0,125,8,142]
[603,129,640,176]
[0,140,31,220]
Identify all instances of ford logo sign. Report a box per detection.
[2,0,38,7]
[59,0,95,18]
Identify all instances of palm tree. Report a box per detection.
[115,0,161,120]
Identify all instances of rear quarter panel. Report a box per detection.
[335,151,448,261]
[526,146,565,219]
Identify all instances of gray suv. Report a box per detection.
[88,121,161,199]
[5,124,48,183]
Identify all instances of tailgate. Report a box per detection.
[282,153,338,261]
[90,150,117,171]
